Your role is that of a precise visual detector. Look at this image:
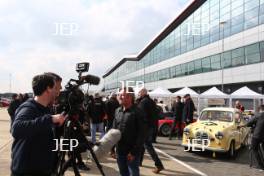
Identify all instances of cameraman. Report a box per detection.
[11,74,65,176]
[239,105,264,170]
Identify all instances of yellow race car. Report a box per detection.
[182,107,250,157]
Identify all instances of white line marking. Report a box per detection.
[0,139,12,153]
[154,147,208,176]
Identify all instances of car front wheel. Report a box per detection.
[159,123,171,136]
[229,141,236,158]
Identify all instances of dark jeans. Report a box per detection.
[140,127,163,168]
[169,119,182,138]
[251,137,264,169]
[116,153,140,176]
[152,120,158,142]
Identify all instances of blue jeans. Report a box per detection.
[117,153,140,176]
[90,122,105,144]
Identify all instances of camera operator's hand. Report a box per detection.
[52,114,65,126]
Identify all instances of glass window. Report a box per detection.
[175,65,182,76]
[202,57,211,72]
[245,0,260,11]
[260,41,264,61]
[246,53,261,64]
[170,66,176,78]
[232,0,243,10]
[182,64,188,75]
[232,14,244,26]
[231,23,244,35]
[188,62,195,75]
[211,54,221,70]
[245,7,259,20]
[232,48,245,66]
[221,51,232,68]
[245,43,261,64]
[245,17,259,29]
[245,43,260,55]
[194,59,202,73]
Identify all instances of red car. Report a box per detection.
[158,117,186,136]
[158,116,197,136]
[0,98,11,107]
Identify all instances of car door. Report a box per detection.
[234,112,242,148]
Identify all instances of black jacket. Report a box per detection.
[88,98,105,124]
[113,105,146,156]
[105,97,119,121]
[11,99,56,175]
[173,101,184,121]
[137,95,157,127]
[246,112,264,140]
[8,99,21,126]
[182,98,195,122]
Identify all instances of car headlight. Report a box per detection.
[215,131,224,140]
[183,128,190,135]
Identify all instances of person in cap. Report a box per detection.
[182,94,195,125]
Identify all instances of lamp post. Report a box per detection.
[9,73,12,93]
[220,21,226,92]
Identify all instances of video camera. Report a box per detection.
[57,62,100,115]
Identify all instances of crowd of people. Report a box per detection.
[7,72,264,175]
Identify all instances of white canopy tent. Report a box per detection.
[148,87,172,97]
[199,87,229,114]
[173,87,199,97]
[200,87,229,99]
[230,86,264,112]
[230,86,264,99]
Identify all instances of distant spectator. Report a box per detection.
[7,94,21,129]
[87,93,106,144]
[182,94,195,125]
[22,93,29,103]
[169,96,184,140]
[235,100,245,112]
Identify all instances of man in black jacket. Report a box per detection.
[8,94,21,129]
[182,94,195,125]
[138,88,164,174]
[105,92,119,132]
[11,73,65,176]
[105,92,120,158]
[239,105,264,170]
[169,96,184,140]
[87,93,106,144]
[113,87,146,176]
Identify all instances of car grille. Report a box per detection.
[195,131,209,145]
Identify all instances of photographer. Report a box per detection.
[11,73,65,176]
[239,105,264,170]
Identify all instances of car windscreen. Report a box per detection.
[199,110,233,122]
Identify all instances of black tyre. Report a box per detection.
[159,123,171,136]
[228,141,236,158]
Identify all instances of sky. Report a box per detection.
[0,0,189,93]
